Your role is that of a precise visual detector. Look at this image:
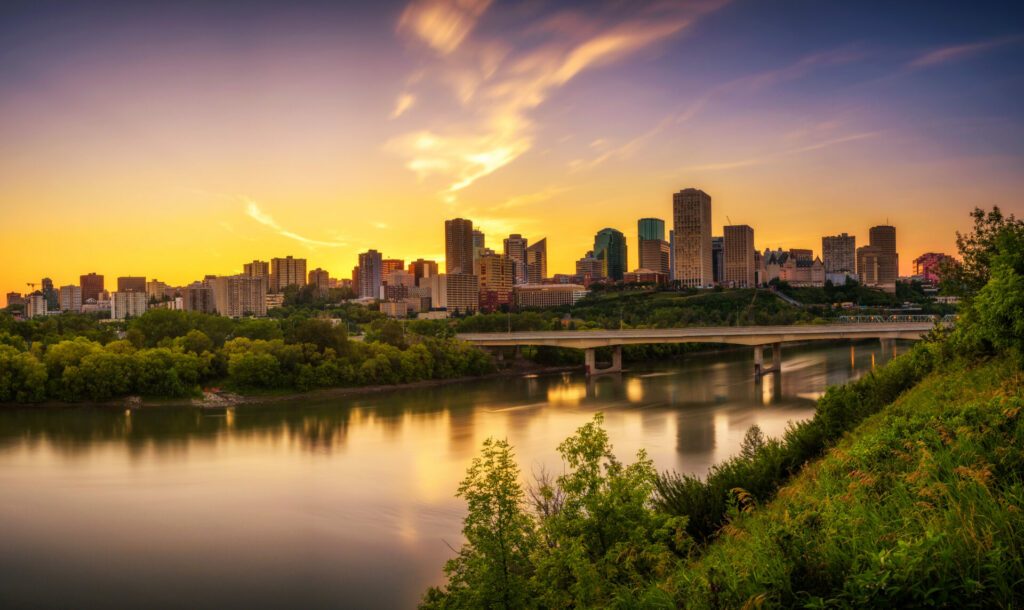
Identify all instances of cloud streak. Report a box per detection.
[908,35,1023,68]
[684,132,878,172]
[245,201,346,247]
[389,0,728,198]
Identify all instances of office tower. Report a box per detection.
[723,225,755,288]
[711,236,724,284]
[183,282,216,313]
[382,259,405,275]
[637,218,669,275]
[445,218,475,275]
[79,273,104,302]
[358,249,383,299]
[110,291,148,320]
[58,285,82,312]
[868,225,898,288]
[913,252,951,284]
[408,259,439,283]
[503,233,529,284]
[26,295,48,319]
[857,245,883,287]
[308,268,330,295]
[672,188,713,287]
[822,233,856,273]
[576,254,604,282]
[41,278,57,309]
[270,256,307,292]
[593,228,627,281]
[477,253,514,311]
[117,276,146,293]
[209,275,266,317]
[526,238,547,284]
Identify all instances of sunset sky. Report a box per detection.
[2,0,1023,296]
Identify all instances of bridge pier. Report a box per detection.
[584,346,622,376]
[754,343,782,377]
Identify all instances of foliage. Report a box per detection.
[941,206,1023,297]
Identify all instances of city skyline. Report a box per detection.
[2,0,1023,297]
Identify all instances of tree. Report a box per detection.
[969,227,1024,354]
[0,345,47,402]
[941,206,1024,297]
[422,438,537,610]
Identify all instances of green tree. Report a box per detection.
[969,227,1024,354]
[0,345,47,402]
[422,438,537,610]
[941,206,1023,297]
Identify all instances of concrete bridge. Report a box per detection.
[457,322,935,376]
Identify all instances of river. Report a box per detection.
[0,340,901,609]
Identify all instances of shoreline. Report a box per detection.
[2,339,889,410]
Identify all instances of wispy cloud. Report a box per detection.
[684,131,878,172]
[389,0,728,198]
[494,185,569,210]
[245,201,346,247]
[908,35,1023,68]
[390,92,416,119]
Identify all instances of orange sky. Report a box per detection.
[2,0,1022,298]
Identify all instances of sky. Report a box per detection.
[2,0,1023,296]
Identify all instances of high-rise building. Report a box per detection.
[868,225,898,289]
[672,188,713,287]
[822,233,856,274]
[526,238,547,284]
[308,268,330,295]
[428,273,479,315]
[594,228,627,281]
[58,285,82,312]
[639,238,671,276]
[110,291,148,320]
[856,245,883,287]
[503,233,529,284]
[117,276,146,293]
[183,282,215,313]
[637,218,665,242]
[445,218,475,275]
[210,275,267,317]
[41,278,57,309]
[146,280,170,302]
[270,256,307,292]
[26,294,48,319]
[669,230,676,280]
[711,236,724,284]
[723,225,755,288]
[80,273,104,302]
[6,292,25,308]
[382,259,405,275]
[243,260,270,280]
[477,253,514,311]
[408,259,439,283]
[358,250,383,299]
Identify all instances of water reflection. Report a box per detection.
[0,341,901,610]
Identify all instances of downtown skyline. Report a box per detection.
[2,0,1023,297]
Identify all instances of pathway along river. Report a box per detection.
[0,340,902,609]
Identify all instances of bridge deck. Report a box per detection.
[456,322,935,349]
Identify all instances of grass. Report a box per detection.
[663,356,1024,608]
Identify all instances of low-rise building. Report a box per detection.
[26,294,49,318]
[514,284,587,309]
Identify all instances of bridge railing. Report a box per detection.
[836,314,946,324]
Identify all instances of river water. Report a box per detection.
[0,340,900,609]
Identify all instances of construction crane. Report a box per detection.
[25,282,36,291]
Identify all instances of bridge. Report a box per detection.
[457,322,936,376]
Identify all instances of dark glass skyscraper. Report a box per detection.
[594,228,627,281]
[637,218,665,242]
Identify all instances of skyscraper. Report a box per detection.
[445,218,474,275]
[503,233,528,284]
[822,233,856,274]
[857,245,883,287]
[526,238,547,284]
[308,268,330,295]
[637,218,669,275]
[477,252,513,311]
[41,277,57,309]
[80,274,104,302]
[868,225,898,289]
[723,225,755,288]
[270,256,307,292]
[594,228,627,281]
[358,250,383,299]
[382,259,405,275]
[672,188,713,287]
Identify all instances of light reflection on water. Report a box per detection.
[0,341,898,609]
